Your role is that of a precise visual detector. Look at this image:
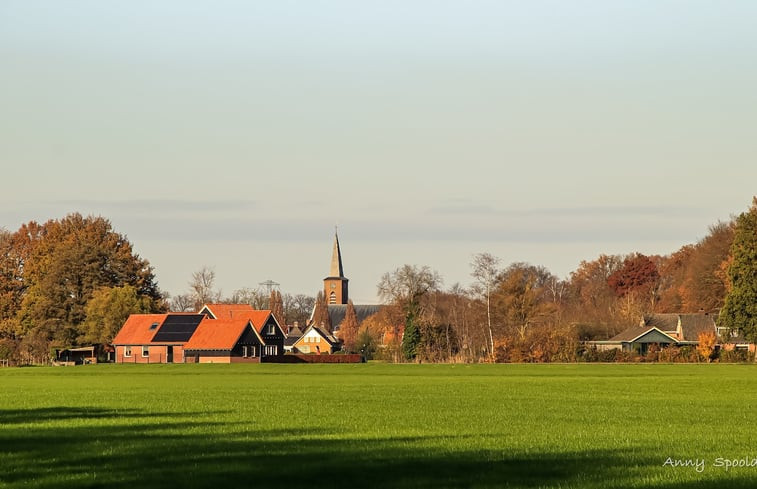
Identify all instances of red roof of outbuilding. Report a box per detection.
[184,318,259,350]
[112,314,168,345]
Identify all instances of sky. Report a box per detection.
[1,1,756,304]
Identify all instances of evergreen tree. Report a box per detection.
[401,313,421,361]
[339,300,359,352]
[355,329,377,360]
[270,290,286,332]
[311,291,331,331]
[720,198,757,342]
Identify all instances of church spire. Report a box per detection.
[324,229,349,305]
[330,229,344,278]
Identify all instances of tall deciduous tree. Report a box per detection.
[567,254,624,338]
[494,263,557,341]
[607,253,660,300]
[227,287,268,309]
[80,285,154,344]
[377,264,441,361]
[471,252,500,359]
[283,293,315,327]
[719,198,757,342]
[169,294,195,312]
[339,300,359,352]
[16,214,162,342]
[189,266,220,310]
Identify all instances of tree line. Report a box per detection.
[1,198,755,365]
[0,214,317,365]
[366,199,757,363]
[0,214,164,364]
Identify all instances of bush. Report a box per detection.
[719,348,752,363]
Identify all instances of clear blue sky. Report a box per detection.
[2,1,756,303]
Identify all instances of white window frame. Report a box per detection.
[142,346,149,357]
[124,346,132,358]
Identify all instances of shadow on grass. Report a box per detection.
[0,407,219,425]
[0,407,752,489]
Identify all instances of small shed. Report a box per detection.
[56,346,97,365]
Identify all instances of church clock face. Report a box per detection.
[330,283,336,289]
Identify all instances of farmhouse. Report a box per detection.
[590,313,717,354]
[112,305,286,363]
[113,313,205,363]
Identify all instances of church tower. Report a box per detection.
[323,231,349,305]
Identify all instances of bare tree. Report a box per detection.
[170,294,194,312]
[283,293,315,327]
[471,252,500,359]
[189,266,220,310]
[228,287,268,309]
[378,264,442,361]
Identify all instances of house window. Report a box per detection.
[250,345,256,357]
[124,347,132,357]
[142,346,149,357]
[242,346,249,357]
[268,324,275,335]
[265,345,278,356]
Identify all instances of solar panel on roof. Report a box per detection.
[151,314,204,342]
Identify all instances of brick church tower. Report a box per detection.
[323,231,349,305]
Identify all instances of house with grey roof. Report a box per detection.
[284,323,304,353]
[588,313,717,354]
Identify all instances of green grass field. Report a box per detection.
[2,363,757,488]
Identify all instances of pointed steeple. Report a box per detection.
[330,229,344,278]
[324,229,349,305]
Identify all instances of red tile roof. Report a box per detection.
[112,314,168,345]
[246,310,273,331]
[201,303,255,320]
[198,304,278,333]
[184,318,256,350]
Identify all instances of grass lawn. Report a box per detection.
[1,363,757,488]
